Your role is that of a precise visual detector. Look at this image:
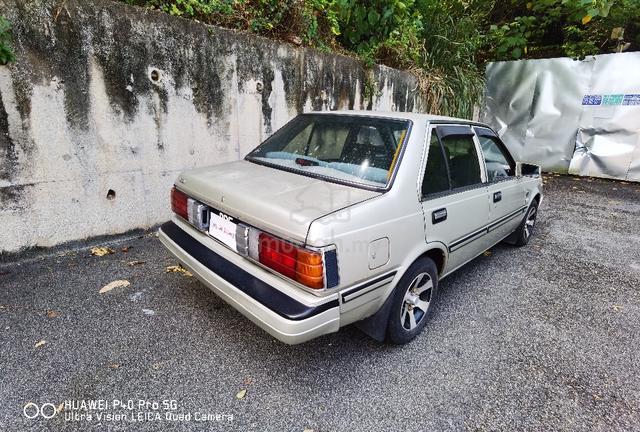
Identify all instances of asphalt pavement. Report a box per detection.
[1,174,639,431]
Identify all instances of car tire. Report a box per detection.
[513,199,539,247]
[386,257,438,344]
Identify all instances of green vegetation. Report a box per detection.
[0,16,15,65]
[487,0,640,60]
[123,0,639,117]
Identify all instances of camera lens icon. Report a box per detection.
[23,402,57,419]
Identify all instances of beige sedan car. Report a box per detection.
[159,111,542,344]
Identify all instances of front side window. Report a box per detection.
[246,114,410,188]
[477,135,515,181]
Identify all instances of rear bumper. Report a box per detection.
[158,221,340,344]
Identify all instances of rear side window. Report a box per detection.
[439,135,482,188]
[422,128,482,197]
[422,135,450,195]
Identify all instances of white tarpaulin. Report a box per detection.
[481,52,640,182]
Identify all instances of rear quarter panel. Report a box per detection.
[305,120,444,325]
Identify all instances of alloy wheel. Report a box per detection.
[400,272,433,331]
[524,206,537,240]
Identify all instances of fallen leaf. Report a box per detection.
[581,14,592,25]
[483,250,492,257]
[152,362,162,370]
[46,310,60,318]
[121,246,131,253]
[56,403,64,413]
[91,246,115,257]
[612,305,623,312]
[35,340,46,348]
[127,260,146,266]
[236,389,247,399]
[108,363,120,369]
[166,265,193,277]
[303,429,315,432]
[243,376,253,385]
[99,279,131,294]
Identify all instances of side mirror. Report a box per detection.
[516,162,541,177]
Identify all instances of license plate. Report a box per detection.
[208,210,237,252]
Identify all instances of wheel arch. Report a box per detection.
[532,192,541,205]
[419,246,447,277]
[354,243,447,342]
[395,243,448,282]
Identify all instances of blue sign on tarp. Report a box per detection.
[582,94,640,106]
[603,94,624,105]
[582,95,602,105]
[622,94,640,105]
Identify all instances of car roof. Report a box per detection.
[309,110,493,129]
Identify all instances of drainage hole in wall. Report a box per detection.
[150,69,161,82]
[106,189,116,200]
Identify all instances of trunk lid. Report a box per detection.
[176,160,380,243]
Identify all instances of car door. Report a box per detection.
[474,127,526,245]
[420,125,490,273]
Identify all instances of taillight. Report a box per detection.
[295,248,324,289]
[257,232,324,289]
[171,187,188,220]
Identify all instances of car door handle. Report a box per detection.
[432,208,447,224]
[493,191,502,203]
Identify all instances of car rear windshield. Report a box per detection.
[245,114,411,189]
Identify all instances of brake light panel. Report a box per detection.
[171,185,339,290]
[171,187,209,230]
[247,230,337,290]
[255,233,324,289]
[171,187,188,220]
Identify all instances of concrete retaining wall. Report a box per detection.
[0,0,425,254]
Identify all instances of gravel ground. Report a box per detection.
[1,174,639,431]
